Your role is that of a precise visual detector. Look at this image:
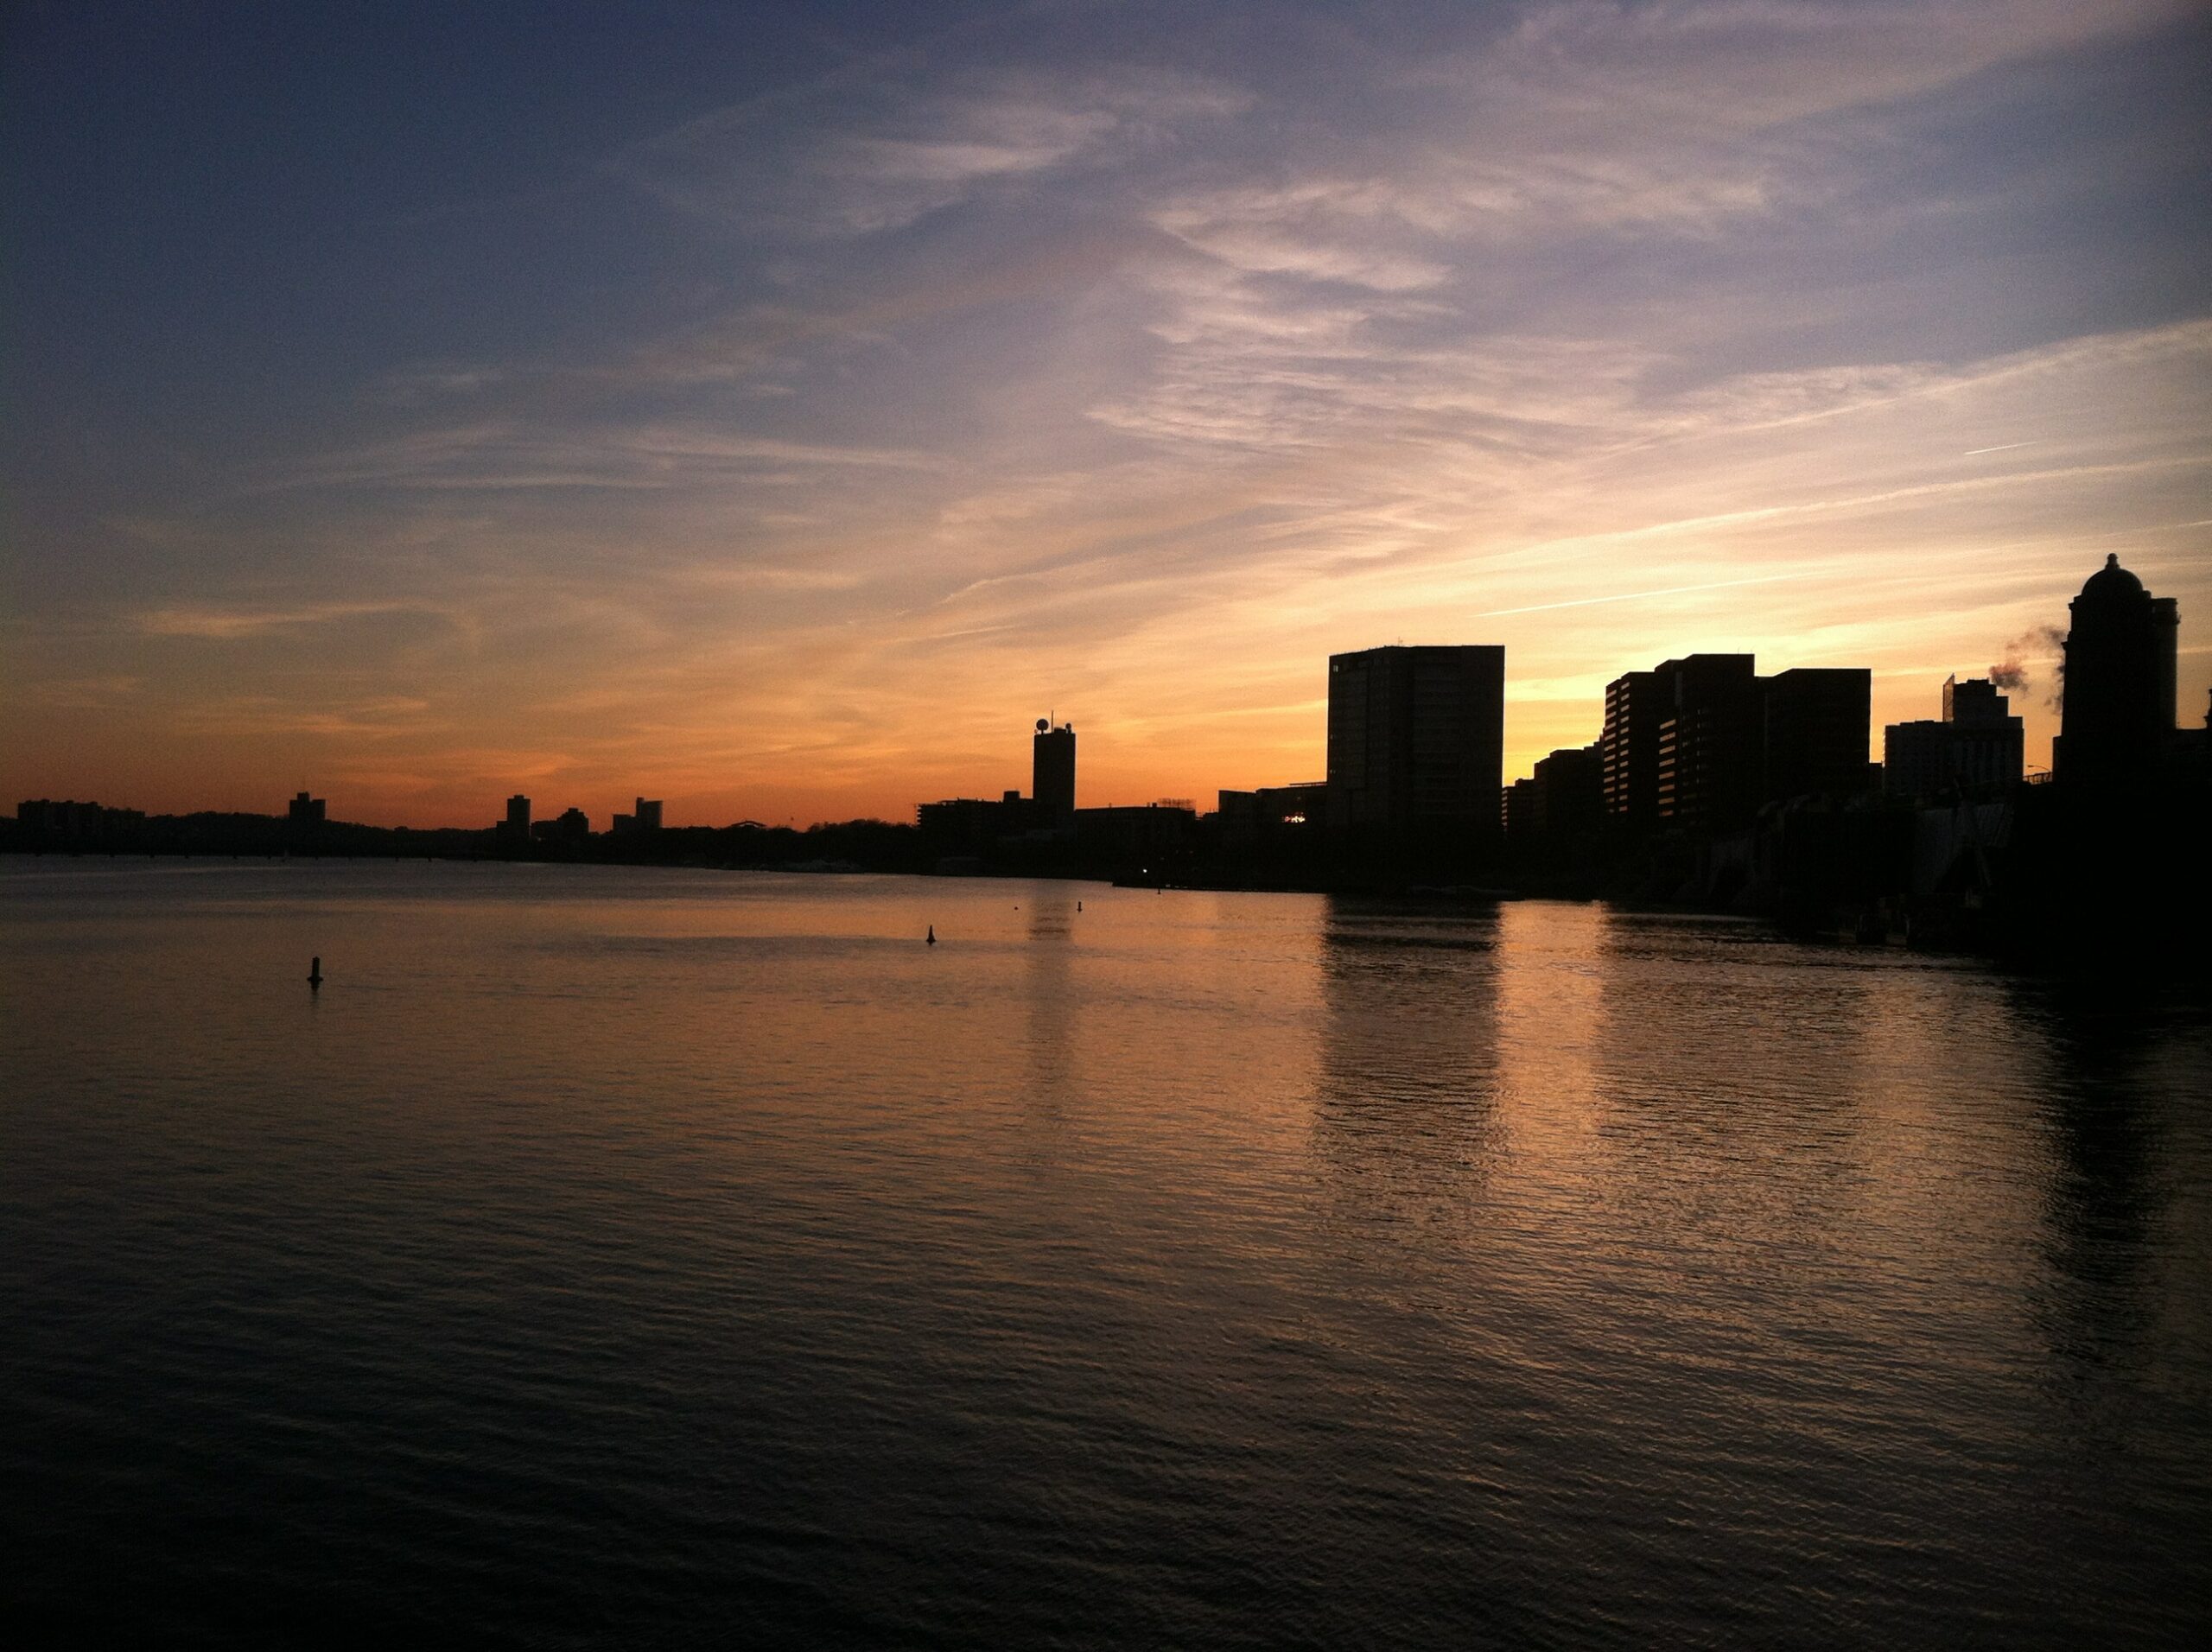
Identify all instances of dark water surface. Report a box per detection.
[3,861,2208,1647]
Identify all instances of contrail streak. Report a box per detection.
[1475,573,1809,619]
[1962,442,2031,455]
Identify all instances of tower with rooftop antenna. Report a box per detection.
[1033,716,1076,830]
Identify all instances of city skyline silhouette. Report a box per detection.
[16,551,2197,841]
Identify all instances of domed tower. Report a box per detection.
[2055,555,2177,784]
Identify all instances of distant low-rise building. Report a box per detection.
[1217,782,1327,845]
[918,791,1035,851]
[1075,803,1195,867]
[16,799,147,843]
[532,807,591,845]
[1884,675,2024,801]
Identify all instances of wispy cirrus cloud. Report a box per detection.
[173,694,442,740]
[367,362,512,405]
[265,422,937,495]
[1154,182,1454,292]
[608,64,1250,238]
[135,600,452,640]
[1103,0,2203,472]
[29,675,143,708]
[1397,0,2198,235]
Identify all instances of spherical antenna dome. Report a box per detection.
[2080,553,2145,600]
[1037,717,1050,733]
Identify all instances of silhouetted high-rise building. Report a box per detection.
[1942,677,2007,725]
[1656,655,1763,827]
[2056,555,2178,784]
[1502,775,1539,842]
[1504,743,1603,851]
[288,791,326,824]
[1885,675,2024,800]
[1608,656,1869,825]
[1033,720,1076,829]
[1763,668,1872,802]
[1601,670,1668,823]
[1325,645,1504,839]
[1535,743,1604,836]
[493,792,533,854]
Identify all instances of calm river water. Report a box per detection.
[3,861,2208,1647]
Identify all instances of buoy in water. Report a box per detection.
[308,956,323,988]
[925,925,937,945]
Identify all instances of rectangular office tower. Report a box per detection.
[1601,670,1668,824]
[1764,668,1872,802]
[1604,655,1763,827]
[1033,721,1076,829]
[1608,657,1875,824]
[1656,654,1763,826]
[1326,645,1505,839]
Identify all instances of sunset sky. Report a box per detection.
[5,0,2208,828]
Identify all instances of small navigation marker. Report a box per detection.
[925,925,937,946]
[308,956,323,989]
